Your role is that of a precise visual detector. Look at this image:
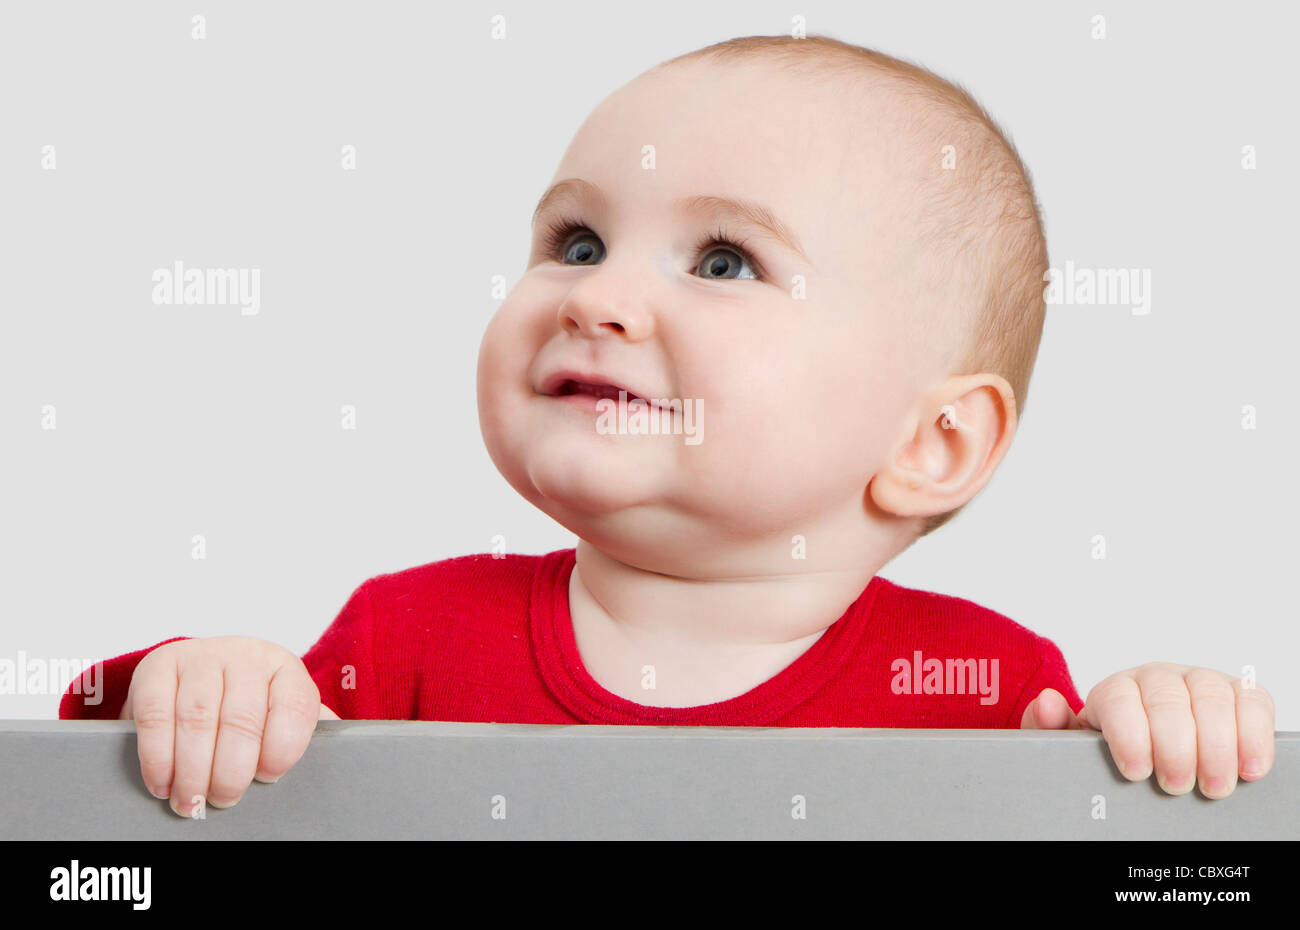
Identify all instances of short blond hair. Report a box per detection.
[656,35,1049,538]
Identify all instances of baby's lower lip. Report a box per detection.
[551,392,645,406]
[552,392,603,408]
[547,392,656,411]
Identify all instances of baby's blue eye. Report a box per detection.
[544,220,764,282]
[562,234,604,265]
[696,247,756,281]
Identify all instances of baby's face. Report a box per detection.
[478,59,950,569]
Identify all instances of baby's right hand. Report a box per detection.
[119,636,336,817]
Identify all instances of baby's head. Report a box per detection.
[477,35,1047,576]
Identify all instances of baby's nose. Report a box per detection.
[556,275,656,341]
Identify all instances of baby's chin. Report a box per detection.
[520,432,670,516]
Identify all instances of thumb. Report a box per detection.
[1020,688,1085,730]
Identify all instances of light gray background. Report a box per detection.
[2,1,1296,726]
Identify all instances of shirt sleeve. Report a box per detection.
[58,637,192,720]
[300,578,381,719]
[1001,634,1084,728]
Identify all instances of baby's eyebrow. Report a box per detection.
[532,177,610,226]
[679,194,812,266]
[532,178,812,266]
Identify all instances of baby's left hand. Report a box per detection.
[1021,663,1275,799]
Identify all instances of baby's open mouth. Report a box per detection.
[554,379,650,405]
[539,368,671,411]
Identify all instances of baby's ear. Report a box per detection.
[868,374,1018,519]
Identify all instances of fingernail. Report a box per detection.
[1204,775,1227,795]
[1161,775,1190,793]
[1242,759,1261,778]
[149,784,169,800]
[1118,759,1149,780]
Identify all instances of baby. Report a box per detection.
[61,34,1274,815]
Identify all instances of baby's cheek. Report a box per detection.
[694,390,832,490]
[760,370,897,494]
[476,315,538,453]
[480,300,542,388]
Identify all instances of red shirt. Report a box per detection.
[59,548,1083,726]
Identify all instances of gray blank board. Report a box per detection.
[2,721,1296,840]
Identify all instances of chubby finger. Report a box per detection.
[170,656,223,817]
[1186,669,1238,799]
[128,653,180,801]
[1135,664,1197,795]
[206,665,270,808]
[1083,675,1153,781]
[319,704,340,720]
[255,662,321,784]
[1020,688,1083,729]
[1233,677,1275,781]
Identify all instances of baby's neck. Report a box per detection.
[567,539,885,708]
